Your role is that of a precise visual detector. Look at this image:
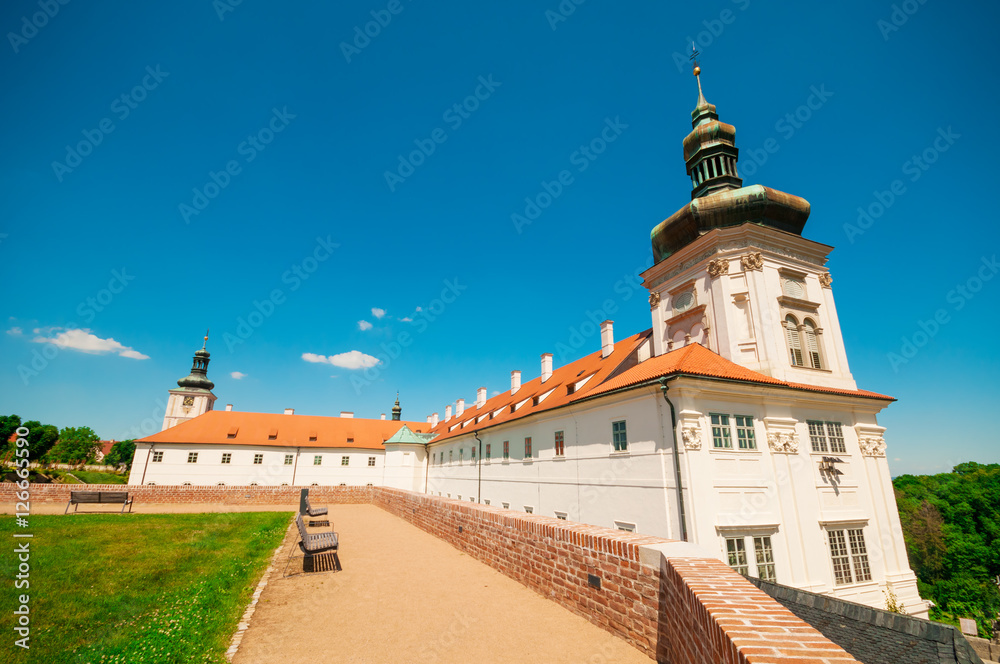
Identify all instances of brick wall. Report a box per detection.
[0,483,374,505]
[3,483,858,662]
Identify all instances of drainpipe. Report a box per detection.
[473,431,482,503]
[658,378,688,542]
[291,447,300,485]
[139,444,154,485]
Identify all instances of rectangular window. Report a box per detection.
[524,506,533,514]
[152,451,163,463]
[554,430,565,456]
[808,420,828,453]
[485,443,491,458]
[459,449,464,463]
[484,499,490,505]
[187,452,198,463]
[826,422,846,454]
[524,437,532,458]
[615,522,636,533]
[501,502,509,509]
[368,456,376,467]
[711,414,732,449]
[313,455,322,465]
[827,529,872,585]
[221,453,232,464]
[753,536,776,582]
[341,456,350,466]
[735,415,756,450]
[253,453,263,465]
[449,450,453,463]
[725,537,748,575]
[471,447,476,461]
[555,512,567,520]
[612,420,628,451]
[284,454,293,465]
[503,441,509,460]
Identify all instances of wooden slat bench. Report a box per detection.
[65,490,134,514]
[285,514,341,575]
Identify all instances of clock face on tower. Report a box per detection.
[183,396,195,407]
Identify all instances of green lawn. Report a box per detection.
[0,512,291,664]
[71,470,127,484]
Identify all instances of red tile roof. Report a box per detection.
[428,336,893,443]
[137,411,427,450]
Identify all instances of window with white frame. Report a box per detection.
[808,421,846,454]
[734,415,756,450]
[827,527,872,585]
[152,451,163,463]
[341,456,349,466]
[459,449,464,463]
[554,511,567,520]
[221,453,232,464]
[502,441,509,460]
[313,455,322,465]
[803,318,822,369]
[724,534,776,582]
[554,430,565,456]
[471,447,475,461]
[187,452,198,463]
[253,453,263,465]
[612,420,627,452]
[368,456,376,467]
[284,454,293,465]
[785,314,804,366]
[615,521,636,533]
[485,443,491,460]
[524,437,532,458]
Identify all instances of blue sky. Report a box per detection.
[1,0,997,475]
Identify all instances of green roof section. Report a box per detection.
[384,424,435,446]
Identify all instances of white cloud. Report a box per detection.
[399,317,413,323]
[32,328,149,360]
[358,320,373,331]
[301,350,380,370]
[231,371,247,380]
[6,327,22,336]
[371,307,386,319]
[415,306,422,312]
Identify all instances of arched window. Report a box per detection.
[803,318,822,369]
[785,315,804,366]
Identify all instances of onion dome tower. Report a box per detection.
[650,51,811,263]
[391,393,402,421]
[162,332,218,431]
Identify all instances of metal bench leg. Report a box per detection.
[64,502,71,515]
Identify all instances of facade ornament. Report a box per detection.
[819,272,833,288]
[859,436,887,457]
[681,426,702,450]
[767,432,799,454]
[740,252,763,271]
[648,291,661,309]
[707,258,729,278]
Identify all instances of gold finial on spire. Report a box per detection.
[203,328,209,350]
[690,43,707,106]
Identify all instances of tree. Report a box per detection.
[0,414,23,464]
[104,439,137,471]
[19,421,59,462]
[50,426,101,465]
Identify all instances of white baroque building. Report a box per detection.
[130,69,927,617]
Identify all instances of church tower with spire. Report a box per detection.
[643,51,856,390]
[162,333,218,431]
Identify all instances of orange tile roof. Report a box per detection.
[138,411,428,450]
[428,337,893,443]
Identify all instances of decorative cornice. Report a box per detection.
[777,295,822,313]
[740,252,764,271]
[859,436,886,457]
[682,426,702,451]
[707,258,729,278]
[666,303,707,327]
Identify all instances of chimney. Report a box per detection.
[601,320,614,358]
[426,415,432,423]
[541,353,553,382]
[225,404,233,412]
[476,387,487,408]
[445,405,452,421]
[511,370,521,394]
[380,413,386,420]
[456,399,465,417]
[340,411,354,418]
[431,412,439,427]
[284,408,294,415]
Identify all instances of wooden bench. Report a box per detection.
[65,490,133,514]
[286,513,341,575]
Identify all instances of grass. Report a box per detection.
[0,512,291,664]
[71,470,127,484]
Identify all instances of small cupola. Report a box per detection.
[683,46,742,199]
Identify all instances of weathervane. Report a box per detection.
[690,42,707,104]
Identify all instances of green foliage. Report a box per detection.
[18,421,60,462]
[72,470,127,484]
[0,414,22,445]
[48,426,101,464]
[895,462,1000,638]
[104,439,137,470]
[0,512,290,663]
